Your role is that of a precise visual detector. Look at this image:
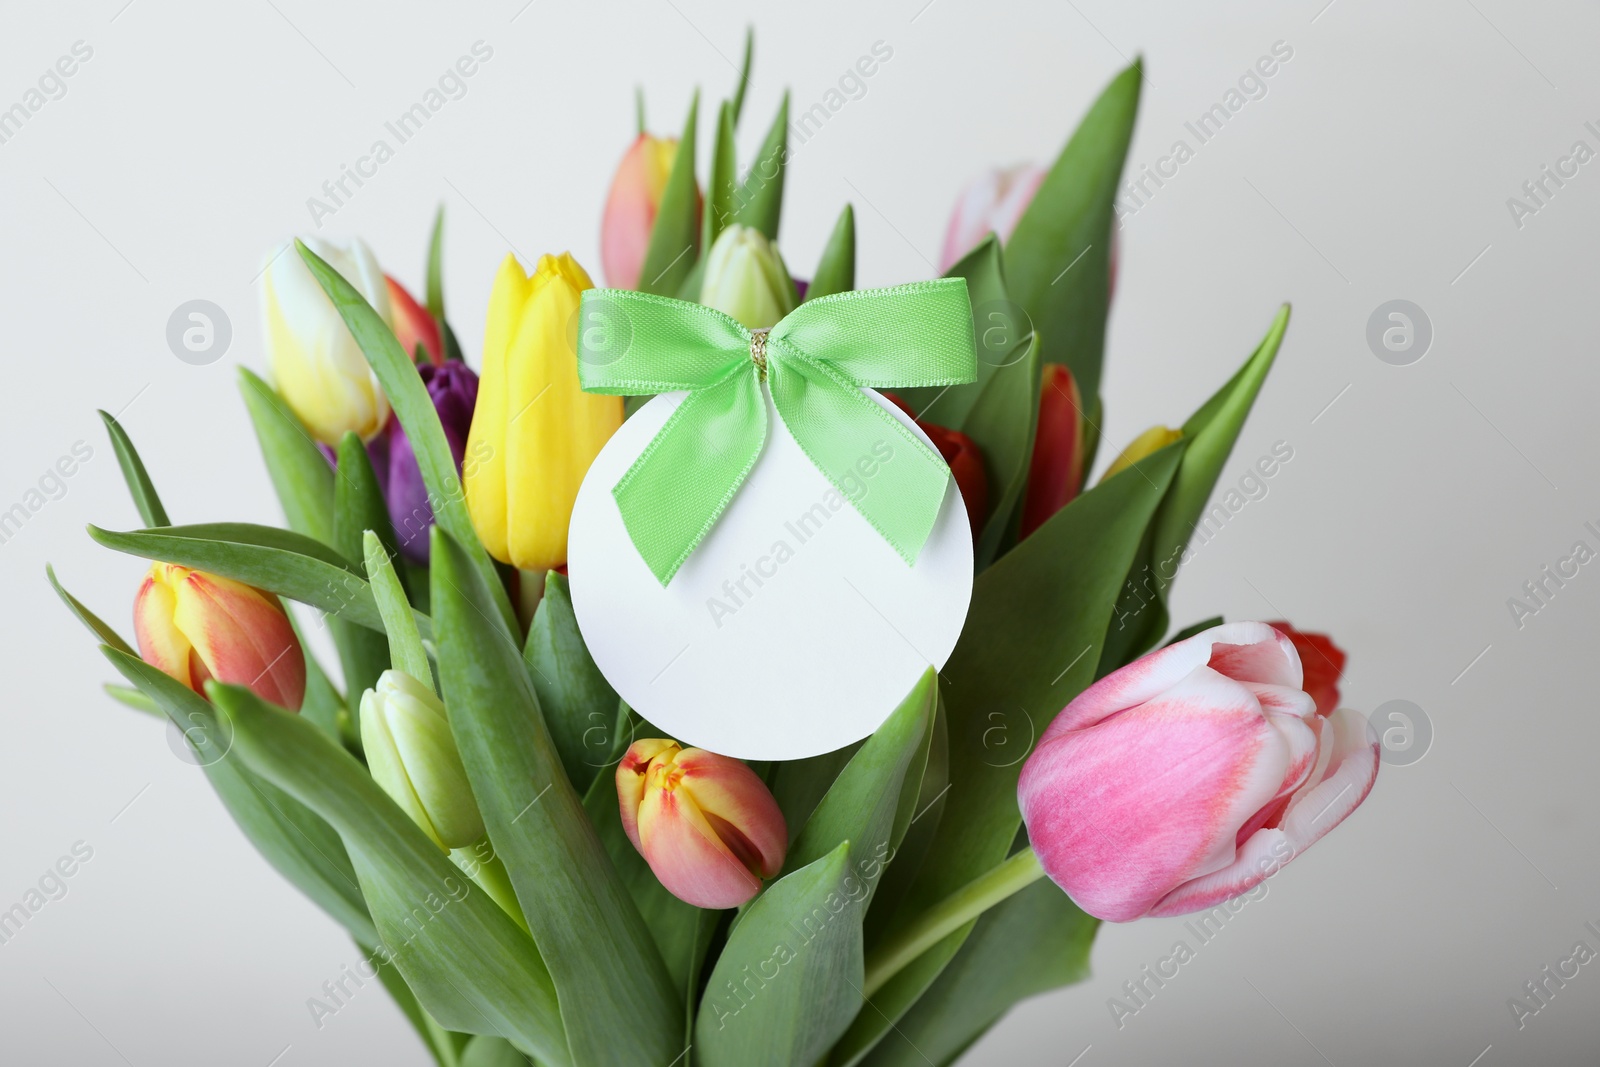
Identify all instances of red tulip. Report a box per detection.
[1267,621,1347,718]
[386,275,443,365]
[883,393,988,540]
[1020,363,1083,539]
[616,739,786,909]
[134,563,305,711]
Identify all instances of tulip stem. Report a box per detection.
[861,847,1045,999]
[515,568,548,633]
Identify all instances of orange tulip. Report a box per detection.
[600,133,684,290]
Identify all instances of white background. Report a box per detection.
[3,1,1596,1063]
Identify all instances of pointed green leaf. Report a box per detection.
[523,570,618,793]
[431,528,681,1067]
[103,684,162,718]
[86,522,430,640]
[862,690,947,947]
[461,1034,528,1067]
[805,204,855,302]
[98,410,169,527]
[704,101,738,255]
[213,681,566,1063]
[1004,59,1141,406]
[239,367,335,545]
[695,843,857,1067]
[769,740,863,837]
[733,93,788,239]
[730,27,753,127]
[295,239,516,636]
[366,530,431,688]
[639,91,701,297]
[332,433,396,734]
[970,329,1041,568]
[101,648,376,946]
[47,563,135,656]
[427,206,447,318]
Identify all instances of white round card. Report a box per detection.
[567,387,973,760]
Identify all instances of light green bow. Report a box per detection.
[576,280,977,585]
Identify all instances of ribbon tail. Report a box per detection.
[613,371,767,585]
[767,353,952,567]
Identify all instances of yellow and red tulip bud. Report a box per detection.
[464,252,623,571]
[261,235,393,445]
[385,274,443,365]
[616,739,787,909]
[699,224,797,330]
[359,670,484,851]
[1020,363,1084,538]
[1101,425,1183,483]
[134,563,305,711]
[601,132,684,290]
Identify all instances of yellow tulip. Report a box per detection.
[465,252,623,570]
[1101,425,1183,482]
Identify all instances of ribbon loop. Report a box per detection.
[578,279,976,585]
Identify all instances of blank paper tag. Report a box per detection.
[567,387,973,760]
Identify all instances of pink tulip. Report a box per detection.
[1018,621,1377,922]
[616,739,787,909]
[939,164,1046,273]
[600,133,685,291]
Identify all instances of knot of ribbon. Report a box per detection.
[576,279,978,586]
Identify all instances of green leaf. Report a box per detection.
[294,617,347,743]
[769,741,862,836]
[704,101,738,256]
[460,1035,528,1067]
[730,27,753,127]
[47,563,135,656]
[98,410,169,527]
[695,843,858,1067]
[103,684,162,718]
[831,442,1184,1064]
[806,204,856,302]
[366,530,432,688]
[863,690,947,947]
[295,239,517,637]
[366,940,469,1067]
[639,91,701,297]
[212,682,566,1063]
[897,237,1015,429]
[239,367,336,545]
[733,93,788,240]
[522,571,618,794]
[1098,305,1289,669]
[427,205,447,318]
[1004,59,1141,407]
[858,879,1096,1067]
[86,522,430,641]
[332,434,397,737]
[430,529,681,1067]
[969,330,1040,569]
[101,648,376,947]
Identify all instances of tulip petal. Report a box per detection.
[1148,708,1378,918]
[173,571,305,710]
[134,571,194,688]
[1042,620,1286,740]
[674,748,788,878]
[1019,666,1289,922]
[638,783,763,909]
[616,739,679,853]
[464,254,532,565]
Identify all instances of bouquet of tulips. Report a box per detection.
[51,41,1379,1067]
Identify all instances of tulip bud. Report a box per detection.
[1019,621,1378,922]
[464,252,623,571]
[360,670,484,851]
[261,235,394,445]
[134,563,306,711]
[1020,363,1083,539]
[938,164,1046,273]
[385,359,479,562]
[601,133,685,291]
[386,274,443,365]
[1100,425,1183,482]
[700,225,797,330]
[616,739,787,909]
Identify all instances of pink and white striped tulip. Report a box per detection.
[938,163,1046,273]
[616,739,787,909]
[1018,621,1377,922]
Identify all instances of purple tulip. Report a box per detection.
[385,360,479,561]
